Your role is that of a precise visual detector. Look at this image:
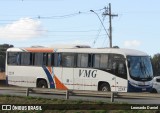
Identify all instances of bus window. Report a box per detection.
[47,53,54,66]
[21,53,31,65]
[93,54,108,69]
[62,53,75,67]
[34,53,43,66]
[100,54,108,69]
[117,62,127,79]
[118,63,127,75]
[8,52,20,65]
[93,54,100,68]
[54,53,62,67]
[43,53,48,66]
[88,54,92,67]
[77,54,81,67]
[77,54,89,68]
[108,54,127,79]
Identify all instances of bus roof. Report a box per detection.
[7,47,148,56]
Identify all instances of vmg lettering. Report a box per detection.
[79,70,97,78]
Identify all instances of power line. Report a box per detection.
[32,9,104,20]
[38,36,108,43]
[0,9,103,22]
[34,12,82,19]
[92,16,106,47]
[46,29,102,33]
[45,34,107,37]
[42,35,107,39]
[0,28,104,33]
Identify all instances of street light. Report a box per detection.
[90,10,110,48]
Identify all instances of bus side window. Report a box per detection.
[118,63,127,75]
[8,52,20,65]
[43,53,48,66]
[93,54,100,68]
[77,54,81,67]
[112,61,117,74]
[93,54,108,69]
[62,53,75,67]
[30,53,34,65]
[109,54,127,79]
[34,53,43,66]
[47,53,54,66]
[21,52,31,66]
[88,54,92,67]
[54,53,61,67]
[107,54,113,70]
[100,54,108,69]
[77,54,89,68]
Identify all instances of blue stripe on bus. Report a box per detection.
[42,66,55,89]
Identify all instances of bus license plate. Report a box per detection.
[142,88,146,91]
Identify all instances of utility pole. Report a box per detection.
[103,3,118,48]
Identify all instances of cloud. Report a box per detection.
[0,18,45,40]
[124,40,141,48]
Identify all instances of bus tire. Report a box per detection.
[37,79,48,88]
[99,83,110,92]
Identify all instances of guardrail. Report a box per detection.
[0,86,160,102]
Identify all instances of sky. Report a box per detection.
[0,0,160,56]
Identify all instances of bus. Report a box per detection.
[6,46,153,92]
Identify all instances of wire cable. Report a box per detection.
[92,15,107,47]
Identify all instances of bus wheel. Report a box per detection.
[100,83,110,92]
[37,80,48,88]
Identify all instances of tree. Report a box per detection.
[152,53,160,76]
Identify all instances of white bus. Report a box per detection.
[6,46,153,92]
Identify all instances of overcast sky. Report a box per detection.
[0,0,160,56]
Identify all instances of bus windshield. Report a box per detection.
[127,56,153,81]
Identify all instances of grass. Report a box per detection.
[0,95,160,113]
